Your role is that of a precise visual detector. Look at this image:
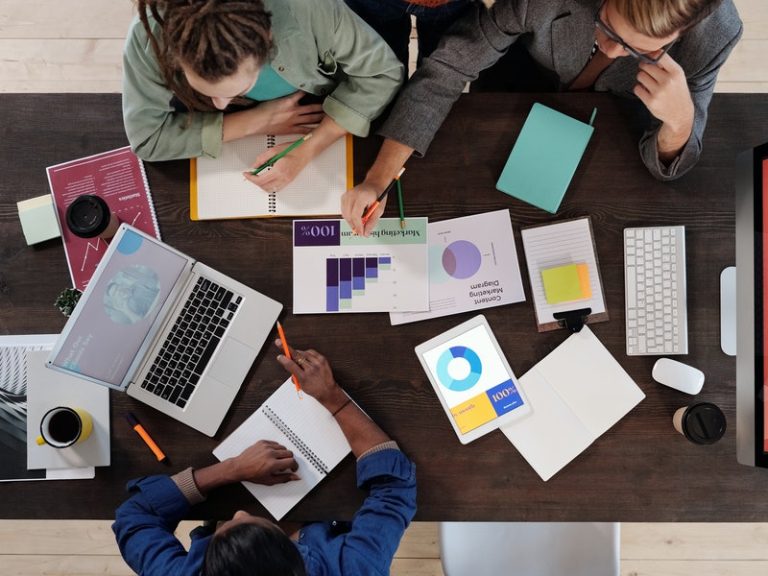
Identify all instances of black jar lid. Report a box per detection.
[682,402,727,445]
[65,195,110,238]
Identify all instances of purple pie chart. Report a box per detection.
[442,240,482,279]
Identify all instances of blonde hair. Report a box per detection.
[611,0,721,38]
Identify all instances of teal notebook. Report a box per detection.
[496,103,594,214]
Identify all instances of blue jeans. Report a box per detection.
[344,0,473,67]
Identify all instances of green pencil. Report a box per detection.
[396,178,406,228]
[249,132,313,175]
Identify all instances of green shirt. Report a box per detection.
[122,0,403,161]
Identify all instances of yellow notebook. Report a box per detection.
[190,134,353,220]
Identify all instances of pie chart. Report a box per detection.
[442,240,482,279]
[436,346,483,392]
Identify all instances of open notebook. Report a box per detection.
[500,326,644,481]
[190,134,353,220]
[213,378,351,520]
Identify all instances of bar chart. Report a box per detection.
[293,218,429,314]
[326,256,392,311]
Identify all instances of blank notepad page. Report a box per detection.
[193,134,349,220]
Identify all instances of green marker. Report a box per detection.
[396,178,406,229]
[249,132,313,175]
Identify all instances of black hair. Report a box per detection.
[201,521,307,576]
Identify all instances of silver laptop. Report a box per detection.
[47,224,282,436]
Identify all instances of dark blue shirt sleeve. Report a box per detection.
[112,475,210,576]
[338,449,417,575]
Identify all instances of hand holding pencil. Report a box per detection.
[341,167,405,237]
[243,133,313,193]
[274,340,349,414]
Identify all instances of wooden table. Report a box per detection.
[1,93,767,521]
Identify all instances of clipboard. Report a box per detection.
[520,216,608,332]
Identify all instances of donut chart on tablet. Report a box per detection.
[436,346,483,392]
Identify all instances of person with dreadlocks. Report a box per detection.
[123,0,403,192]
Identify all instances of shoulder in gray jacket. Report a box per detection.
[380,0,742,181]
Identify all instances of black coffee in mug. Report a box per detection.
[47,410,81,443]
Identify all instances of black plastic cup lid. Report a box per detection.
[65,195,110,238]
[682,402,727,445]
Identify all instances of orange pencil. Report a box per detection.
[361,167,406,225]
[126,413,166,461]
[276,321,302,396]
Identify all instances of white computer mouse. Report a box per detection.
[652,358,704,395]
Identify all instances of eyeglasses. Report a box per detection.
[593,0,677,65]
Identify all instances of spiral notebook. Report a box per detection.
[190,134,353,220]
[212,378,351,520]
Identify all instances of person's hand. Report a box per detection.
[274,340,349,412]
[253,91,324,135]
[228,439,300,485]
[634,53,694,138]
[244,141,311,192]
[341,181,387,237]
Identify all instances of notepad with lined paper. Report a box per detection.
[212,378,351,520]
[190,134,353,220]
[521,217,608,331]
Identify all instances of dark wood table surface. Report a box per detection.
[1,93,767,521]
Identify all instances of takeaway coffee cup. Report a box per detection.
[36,406,93,448]
[672,402,726,445]
[65,194,120,239]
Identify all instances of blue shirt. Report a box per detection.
[112,449,417,576]
[245,62,297,101]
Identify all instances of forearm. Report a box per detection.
[298,115,347,159]
[363,139,414,191]
[223,106,270,142]
[656,116,693,164]
[319,387,391,458]
[191,459,239,496]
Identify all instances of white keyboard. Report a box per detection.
[624,226,688,355]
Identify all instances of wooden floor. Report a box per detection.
[1,1,767,575]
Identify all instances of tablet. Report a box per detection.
[415,315,531,444]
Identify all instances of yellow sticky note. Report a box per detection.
[541,263,591,304]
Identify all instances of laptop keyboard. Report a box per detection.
[139,277,242,408]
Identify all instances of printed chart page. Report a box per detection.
[293,218,429,313]
[391,209,525,325]
[47,147,159,291]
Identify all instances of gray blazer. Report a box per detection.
[380,0,742,180]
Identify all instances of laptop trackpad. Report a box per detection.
[208,338,255,388]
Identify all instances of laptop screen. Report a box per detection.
[50,228,187,387]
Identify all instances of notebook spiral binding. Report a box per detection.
[263,405,328,475]
[266,135,277,213]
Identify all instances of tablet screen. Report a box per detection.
[420,324,526,435]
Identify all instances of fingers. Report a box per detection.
[269,472,301,484]
[286,91,305,104]
[636,69,658,91]
[362,198,386,236]
[245,170,279,191]
[653,52,679,72]
[341,192,364,236]
[276,352,304,377]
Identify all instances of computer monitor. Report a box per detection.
[735,141,768,468]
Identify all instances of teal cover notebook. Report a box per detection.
[496,103,594,214]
